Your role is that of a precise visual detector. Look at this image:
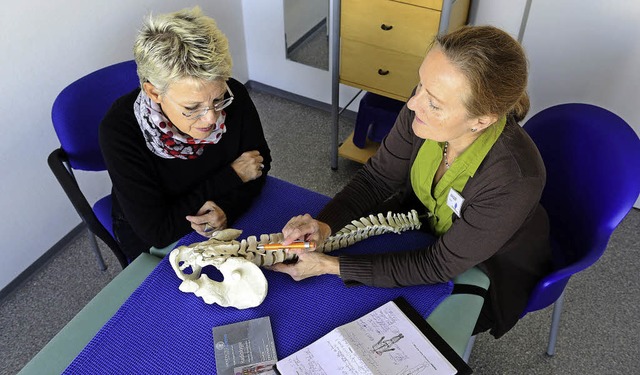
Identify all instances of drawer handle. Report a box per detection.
[380,24,393,31]
[378,69,390,76]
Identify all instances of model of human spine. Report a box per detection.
[169,210,421,309]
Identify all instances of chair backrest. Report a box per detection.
[51,60,139,171]
[522,103,640,314]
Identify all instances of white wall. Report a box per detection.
[468,0,528,37]
[0,0,248,292]
[523,1,640,138]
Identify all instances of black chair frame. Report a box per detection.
[48,148,128,268]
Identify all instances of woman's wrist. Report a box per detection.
[322,254,340,276]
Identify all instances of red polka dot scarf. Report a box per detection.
[133,90,227,159]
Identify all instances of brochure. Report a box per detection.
[213,316,278,375]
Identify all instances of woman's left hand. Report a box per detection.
[267,249,340,281]
[186,201,228,237]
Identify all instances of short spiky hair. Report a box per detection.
[133,7,232,93]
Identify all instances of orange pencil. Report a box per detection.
[257,241,316,250]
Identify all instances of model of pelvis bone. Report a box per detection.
[169,210,421,309]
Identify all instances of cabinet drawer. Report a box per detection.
[342,0,441,57]
[340,39,422,100]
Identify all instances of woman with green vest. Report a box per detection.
[271,25,552,339]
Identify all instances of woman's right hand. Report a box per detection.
[281,214,331,248]
[185,201,228,237]
[231,150,264,182]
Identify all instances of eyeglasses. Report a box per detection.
[175,85,234,120]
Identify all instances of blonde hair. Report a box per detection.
[133,7,232,93]
[436,25,529,122]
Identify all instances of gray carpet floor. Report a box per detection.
[1,88,638,374]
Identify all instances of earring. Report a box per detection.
[471,128,477,132]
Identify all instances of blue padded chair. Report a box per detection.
[48,60,139,269]
[520,103,640,355]
[464,103,640,360]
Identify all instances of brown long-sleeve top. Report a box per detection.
[317,104,552,338]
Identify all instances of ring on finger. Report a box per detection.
[259,163,264,170]
[203,223,213,233]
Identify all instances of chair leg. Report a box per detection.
[86,227,107,271]
[463,335,476,363]
[547,290,565,356]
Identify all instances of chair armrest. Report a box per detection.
[150,240,180,258]
[47,148,128,268]
[426,267,490,356]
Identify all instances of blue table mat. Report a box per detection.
[64,177,452,374]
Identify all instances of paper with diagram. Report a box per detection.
[274,298,471,375]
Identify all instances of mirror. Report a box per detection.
[283,0,329,71]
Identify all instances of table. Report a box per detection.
[19,177,488,374]
[17,253,162,375]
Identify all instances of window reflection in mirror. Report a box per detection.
[283,0,329,71]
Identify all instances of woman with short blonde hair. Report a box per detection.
[100,7,271,259]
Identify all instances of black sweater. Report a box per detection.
[100,78,271,255]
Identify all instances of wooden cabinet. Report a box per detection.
[330,0,470,167]
[340,0,448,101]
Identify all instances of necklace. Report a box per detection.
[443,141,451,169]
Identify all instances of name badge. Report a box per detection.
[447,188,464,218]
